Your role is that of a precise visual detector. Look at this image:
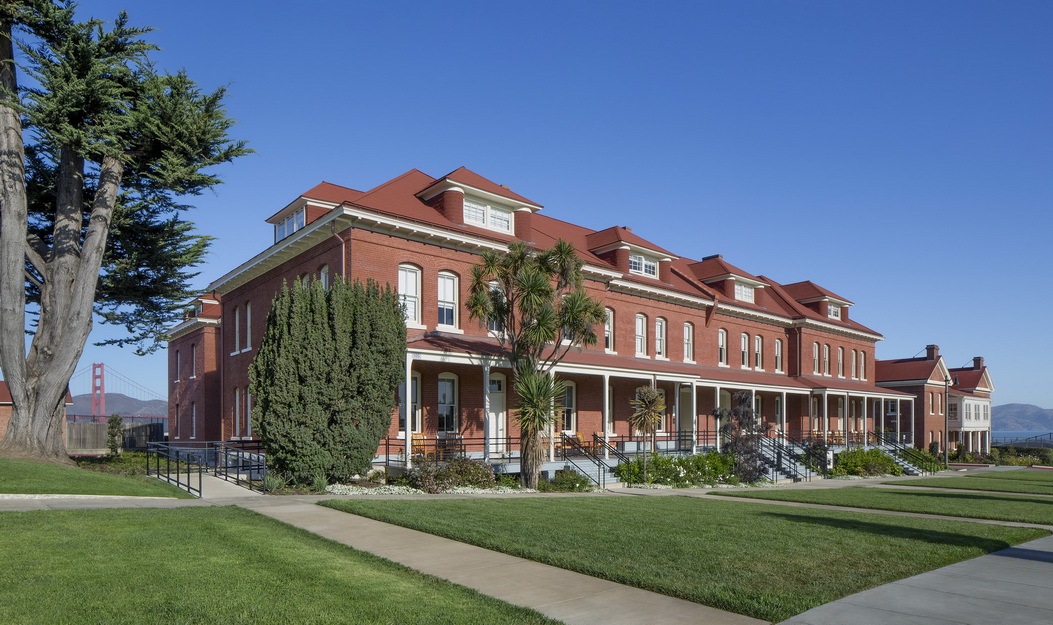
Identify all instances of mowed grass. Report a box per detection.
[0,506,561,625]
[886,474,1053,496]
[0,457,192,498]
[966,469,1053,482]
[320,496,1046,623]
[715,486,1053,525]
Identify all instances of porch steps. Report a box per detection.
[874,445,923,476]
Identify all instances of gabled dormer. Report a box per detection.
[416,167,542,240]
[687,254,768,304]
[266,182,360,244]
[781,280,854,321]
[586,226,677,281]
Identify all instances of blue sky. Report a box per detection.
[70,1,1051,407]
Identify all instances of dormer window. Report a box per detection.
[829,304,842,319]
[463,199,512,234]
[274,208,306,243]
[734,282,755,303]
[629,253,658,277]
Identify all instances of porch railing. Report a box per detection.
[213,440,268,492]
[756,435,811,482]
[559,433,609,488]
[875,433,944,475]
[146,441,206,497]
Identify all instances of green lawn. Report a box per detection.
[0,457,192,498]
[886,476,1053,496]
[715,486,1053,524]
[320,496,1046,623]
[965,469,1053,482]
[0,507,560,625]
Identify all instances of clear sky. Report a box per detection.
[69,1,1051,407]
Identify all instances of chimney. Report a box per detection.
[514,208,533,241]
[425,187,464,223]
[972,356,984,370]
[659,258,673,283]
[925,344,939,360]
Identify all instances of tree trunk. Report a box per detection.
[0,386,70,463]
[519,429,545,489]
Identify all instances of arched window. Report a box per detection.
[655,318,667,358]
[851,350,857,379]
[860,352,866,380]
[190,343,197,379]
[174,350,181,382]
[244,302,251,351]
[437,373,458,433]
[635,314,647,356]
[234,387,241,437]
[397,264,422,326]
[774,339,783,372]
[837,347,844,377]
[754,335,763,369]
[319,264,329,289]
[823,344,830,375]
[812,342,819,374]
[231,306,240,356]
[437,271,458,328]
[604,308,615,351]
[740,333,749,368]
[398,372,422,434]
[718,329,728,366]
[683,322,694,362]
[561,381,577,432]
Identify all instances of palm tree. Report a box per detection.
[514,371,566,489]
[628,386,665,483]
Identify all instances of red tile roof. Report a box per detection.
[689,255,763,283]
[781,280,854,305]
[585,226,676,257]
[302,181,364,205]
[440,167,541,207]
[949,368,987,391]
[875,358,940,383]
[795,376,914,396]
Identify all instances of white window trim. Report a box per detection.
[436,271,460,332]
[740,333,749,369]
[683,322,695,364]
[604,308,616,354]
[628,252,658,278]
[734,281,755,303]
[230,306,241,356]
[654,318,668,360]
[837,347,844,378]
[463,198,513,234]
[774,339,784,373]
[397,372,422,436]
[635,314,648,358]
[189,344,197,379]
[812,342,819,374]
[851,350,858,380]
[190,402,197,440]
[398,264,426,330]
[823,344,830,376]
[240,302,252,353]
[173,350,181,383]
[718,329,729,368]
[560,381,577,433]
[437,373,459,435]
[754,335,764,371]
[234,387,241,438]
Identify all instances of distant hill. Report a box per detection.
[992,403,1053,432]
[69,393,167,417]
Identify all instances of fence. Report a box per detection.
[66,421,166,454]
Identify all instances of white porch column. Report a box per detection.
[780,390,787,441]
[403,353,413,469]
[548,371,555,462]
[483,363,491,462]
[691,382,698,451]
[714,385,721,452]
[822,392,829,445]
[862,395,868,446]
[602,373,610,460]
[895,399,901,442]
[908,398,916,446]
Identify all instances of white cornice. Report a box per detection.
[416,179,541,211]
[266,197,339,225]
[715,304,791,327]
[590,241,679,262]
[608,279,713,310]
[797,318,882,341]
[167,317,220,341]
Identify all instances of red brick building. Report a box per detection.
[168,167,917,467]
[875,346,993,453]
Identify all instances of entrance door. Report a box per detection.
[487,373,507,453]
[678,385,693,449]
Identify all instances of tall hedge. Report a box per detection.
[249,278,406,484]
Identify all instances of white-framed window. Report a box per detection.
[437,271,458,328]
[984,404,989,421]
[740,333,749,368]
[734,282,755,303]
[754,395,762,418]
[174,350,181,382]
[718,329,728,366]
[174,403,180,439]
[859,352,866,380]
[243,302,251,352]
[398,372,422,433]
[319,264,329,289]
[823,344,830,376]
[683,322,694,362]
[437,373,458,433]
[561,381,577,432]
[754,335,763,369]
[190,344,196,379]
[655,388,668,432]
[245,393,253,438]
[775,395,783,425]
[655,317,667,358]
[628,253,658,278]
[398,264,422,326]
[487,280,504,333]
[274,208,306,242]
[929,392,934,414]
[190,402,197,439]
[837,347,844,377]
[234,387,241,438]
[604,308,615,351]
[813,342,820,374]
[635,314,647,356]
[774,339,783,372]
[463,199,513,234]
[851,350,857,379]
[829,304,842,319]
[231,306,240,356]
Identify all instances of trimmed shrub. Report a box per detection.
[831,448,903,477]
[614,451,735,487]
[539,469,591,492]
[401,457,497,493]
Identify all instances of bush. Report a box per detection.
[992,446,1052,467]
[401,457,497,493]
[444,456,497,489]
[106,415,123,456]
[928,441,941,457]
[831,448,903,477]
[76,451,151,477]
[538,469,591,492]
[613,451,735,487]
[495,473,521,488]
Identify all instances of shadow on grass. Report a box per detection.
[759,511,1014,552]
[888,489,1053,506]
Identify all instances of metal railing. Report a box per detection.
[214,440,268,492]
[875,433,943,475]
[146,442,205,497]
[559,434,608,488]
[757,435,811,482]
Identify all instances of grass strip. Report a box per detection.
[716,486,1053,524]
[0,457,192,498]
[885,476,1053,496]
[320,495,1046,623]
[964,469,1053,483]
[0,506,561,625]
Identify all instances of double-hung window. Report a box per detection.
[774,339,783,372]
[398,264,422,326]
[561,382,577,432]
[635,314,647,356]
[754,336,763,369]
[437,271,458,328]
[734,282,755,303]
[628,253,658,277]
[437,374,458,433]
[655,318,667,358]
[604,308,615,351]
[463,199,513,234]
[823,344,830,375]
[718,329,728,365]
[837,347,844,377]
[740,333,749,368]
[683,323,694,362]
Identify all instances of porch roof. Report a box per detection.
[796,376,915,398]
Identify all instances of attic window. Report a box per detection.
[734,282,755,303]
[274,208,306,243]
[629,253,657,277]
[828,304,842,319]
[464,199,512,234]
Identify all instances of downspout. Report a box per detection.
[331,221,347,278]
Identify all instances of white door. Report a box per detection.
[678,385,693,449]
[487,373,507,453]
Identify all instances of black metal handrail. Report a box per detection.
[214,441,268,492]
[559,434,607,488]
[593,433,631,464]
[876,433,943,475]
[757,435,810,482]
[147,441,204,497]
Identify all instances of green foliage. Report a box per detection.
[466,240,605,488]
[990,446,1053,467]
[105,414,123,456]
[400,457,497,493]
[628,386,665,481]
[538,469,591,492]
[249,277,406,485]
[713,391,771,483]
[928,441,941,457]
[800,440,831,474]
[830,448,903,477]
[613,451,735,486]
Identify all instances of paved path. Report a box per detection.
[4,470,1053,625]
